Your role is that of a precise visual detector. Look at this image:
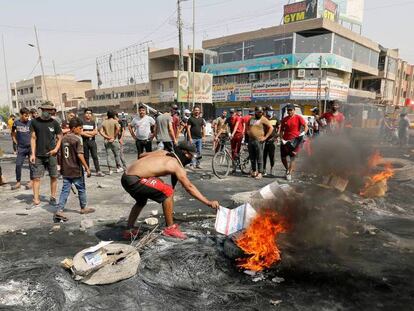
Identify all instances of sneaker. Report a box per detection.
[286,174,292,181]
[116,167,124,173]
[162,224,188,240]
[122,228,140,240]
[108,170,113,175]
[96,171,105,177]
[195,164,202,169]
[49,197,57,206]
[80,207,96,214]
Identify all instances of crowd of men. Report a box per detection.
[7,99,410,239]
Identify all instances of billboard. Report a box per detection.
[290,78,348,101]
[323,0,339,22]
[335,0,364,26]
[212,83,252,102]
[284,0,318,24]
[252,80,291,101]
[177,72,213,104]
[202,53,352,77]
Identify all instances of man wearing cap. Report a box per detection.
[121,142,219,240]
[247,106,274,179]
[279,104,308,181]
[29,101,63,209]
[228,108,245,161]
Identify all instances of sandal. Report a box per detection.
[54,212,69,222]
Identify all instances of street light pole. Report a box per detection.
[2,35,11,114]
[34,25,49,101]
[52,60,65,120]
[192,0,196,110]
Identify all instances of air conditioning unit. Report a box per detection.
[249,73,258,82]
[297,69,306,78]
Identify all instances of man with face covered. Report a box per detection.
[29,102,63,209]
[263,106,279,176]
[247,107,274,179]
[121,141,219,240]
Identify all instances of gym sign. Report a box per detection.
[284,0,318,24]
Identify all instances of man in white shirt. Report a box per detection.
[129,106,156,159]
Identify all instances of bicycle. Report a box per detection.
[212,137,251,179]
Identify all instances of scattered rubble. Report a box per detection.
[144,217,159,226]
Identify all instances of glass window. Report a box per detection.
[244,35,293,60]
[274,37,293,55]
[378,55,386,71]
[217,43,243,63]
[295,33,333,53]
[388,58,397,75]
[333,35,353,59]
[369,51,379,69]
[353,44,370,66]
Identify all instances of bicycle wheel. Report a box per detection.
[239,147,251,175]
[212,150,231,179]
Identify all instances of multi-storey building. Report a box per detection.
[10,75,92,113]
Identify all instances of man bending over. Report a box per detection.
[121,142,219,240]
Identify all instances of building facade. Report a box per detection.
[201,17,413,117]
[10,75,92,113]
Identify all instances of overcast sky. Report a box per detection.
[0,0,413,106]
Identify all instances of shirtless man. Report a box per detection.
[121,142,219,240]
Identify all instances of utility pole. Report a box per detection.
[177,0,184,72]
[34,25,49,101]
[192,0,196,110]
[317,55,323,112]
[52,61,64,120]
[2,35,11,114]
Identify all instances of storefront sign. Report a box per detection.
[177,72,213,104]
[284,0,318,24]
[252,80,291,100]
[290,78,348,101]
[212,83,252,102]
[323,0,339,21]
[202,53,352,76]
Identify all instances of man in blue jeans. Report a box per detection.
[187,106,206,168]
[55,118,95,221]
[11,107,34,190]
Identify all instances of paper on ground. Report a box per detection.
[215,203,257,236]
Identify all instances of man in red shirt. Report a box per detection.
[228,108,245,160]
[322,101,345,133]
[279,104,308,181]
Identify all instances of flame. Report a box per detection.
[360,152,394,197]
[235,210,288,272]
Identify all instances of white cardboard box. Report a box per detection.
[215,203,257,236]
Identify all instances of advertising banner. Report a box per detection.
[202,53,352,76]
[177,71,213,104]
[323,0,339,21]
[290,78,348,100]
[334,0,364,26]
[202,54,294,77]
[252,80,291,101]
[212,83,252,102]
[284,0,318,24]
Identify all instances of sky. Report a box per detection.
[0,0,413,106]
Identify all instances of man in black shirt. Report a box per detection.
[187,106,205,168]
[81,108,104,177]
[29,102,63,209]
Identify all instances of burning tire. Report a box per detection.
[223,236,244,260]
[375,158,414,181]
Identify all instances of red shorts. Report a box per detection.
[121,174,173,205]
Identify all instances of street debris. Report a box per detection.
[80,219,94,231]
[70,242,140,285]
[215,203,256,236]
[144,217,159,226]
[271,276,285,284]
[270,300,283,306]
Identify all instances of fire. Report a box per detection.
[235,210,288,272]
[360,152,394,198]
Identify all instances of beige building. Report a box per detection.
[10,75,92,113]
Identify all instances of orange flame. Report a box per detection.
[360,152,394,197]
[235,210,288,272]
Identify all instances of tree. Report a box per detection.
[0,106,10,122]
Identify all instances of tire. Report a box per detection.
[239,147,251,175]
[212,150,231,179]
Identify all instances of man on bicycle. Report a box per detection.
[213,110,229,153]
